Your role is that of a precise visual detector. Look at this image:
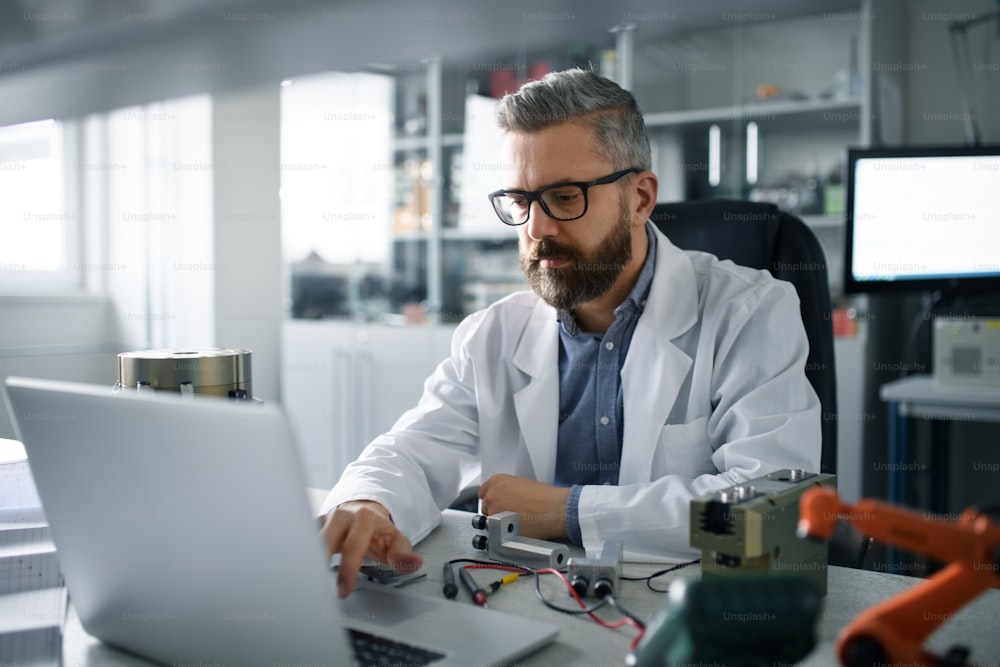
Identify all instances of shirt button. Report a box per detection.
[604,341,614,351]
[600,416,610,425]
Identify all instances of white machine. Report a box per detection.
[934,317,1000,387]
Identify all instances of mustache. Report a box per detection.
[526,239,579,262]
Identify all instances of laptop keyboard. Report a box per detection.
[348,628,446,666]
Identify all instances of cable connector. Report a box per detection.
[567,540,624,599]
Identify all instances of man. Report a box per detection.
[320,69,820,598]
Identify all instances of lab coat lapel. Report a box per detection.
[619,230,698,484]
[511,298,560,483]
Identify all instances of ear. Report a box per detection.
[630,170,659,227]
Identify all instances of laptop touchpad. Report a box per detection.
[340,586,441,627]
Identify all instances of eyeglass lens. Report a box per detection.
[495,185,586,224]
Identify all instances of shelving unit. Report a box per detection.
[644,97,864,129]
[630,6,870,303]
[284,3,875,324]
[284,5,875,320]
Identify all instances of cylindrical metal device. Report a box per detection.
[117,348,253,399]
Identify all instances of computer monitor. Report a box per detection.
[843,145,1000,295]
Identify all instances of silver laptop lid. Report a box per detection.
[4,376,351,665]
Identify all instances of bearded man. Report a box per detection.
[319,69,820,598]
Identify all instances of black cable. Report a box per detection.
[900,290,942,379]
[532,568,611,615]
[619,559,700,593]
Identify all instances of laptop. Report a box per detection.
[3,376,558,666]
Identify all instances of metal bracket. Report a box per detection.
[470,511,568,570]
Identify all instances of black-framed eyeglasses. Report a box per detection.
[488,168,641,226]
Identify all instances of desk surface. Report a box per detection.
[61,508,1000,666]
[881,375,1000,410]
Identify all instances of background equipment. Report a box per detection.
[116,348,254,399]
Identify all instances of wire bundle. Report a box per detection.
[442,558,691,653]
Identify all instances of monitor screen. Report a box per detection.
[844,145,1000,294]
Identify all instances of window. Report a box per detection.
[280,71,394,320]
[0,119,79,289]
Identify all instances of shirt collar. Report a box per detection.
[557,221,658,336]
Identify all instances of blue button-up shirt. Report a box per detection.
[554,222,658,545]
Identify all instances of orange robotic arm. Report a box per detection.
[799,486,1000,667]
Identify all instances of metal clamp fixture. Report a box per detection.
[470,511,568,570]
[689,468,836,595]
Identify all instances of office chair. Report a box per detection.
[650,199,836,475]
[651,199,871,569]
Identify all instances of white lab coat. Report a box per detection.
[321,226,821,561]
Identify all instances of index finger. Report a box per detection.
[324,510,376,598]
[336,535,374,597]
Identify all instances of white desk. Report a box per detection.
[61,508,1000,666]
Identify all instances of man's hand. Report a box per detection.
[478,474,570,540]
[320,500,422,598]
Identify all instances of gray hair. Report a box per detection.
[495,68,651,171]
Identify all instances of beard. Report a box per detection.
[519,203,633,312]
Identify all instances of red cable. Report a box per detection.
[457,564,645,649]
[536,568,644,638]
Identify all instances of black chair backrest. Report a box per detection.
[651,199,837,475]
